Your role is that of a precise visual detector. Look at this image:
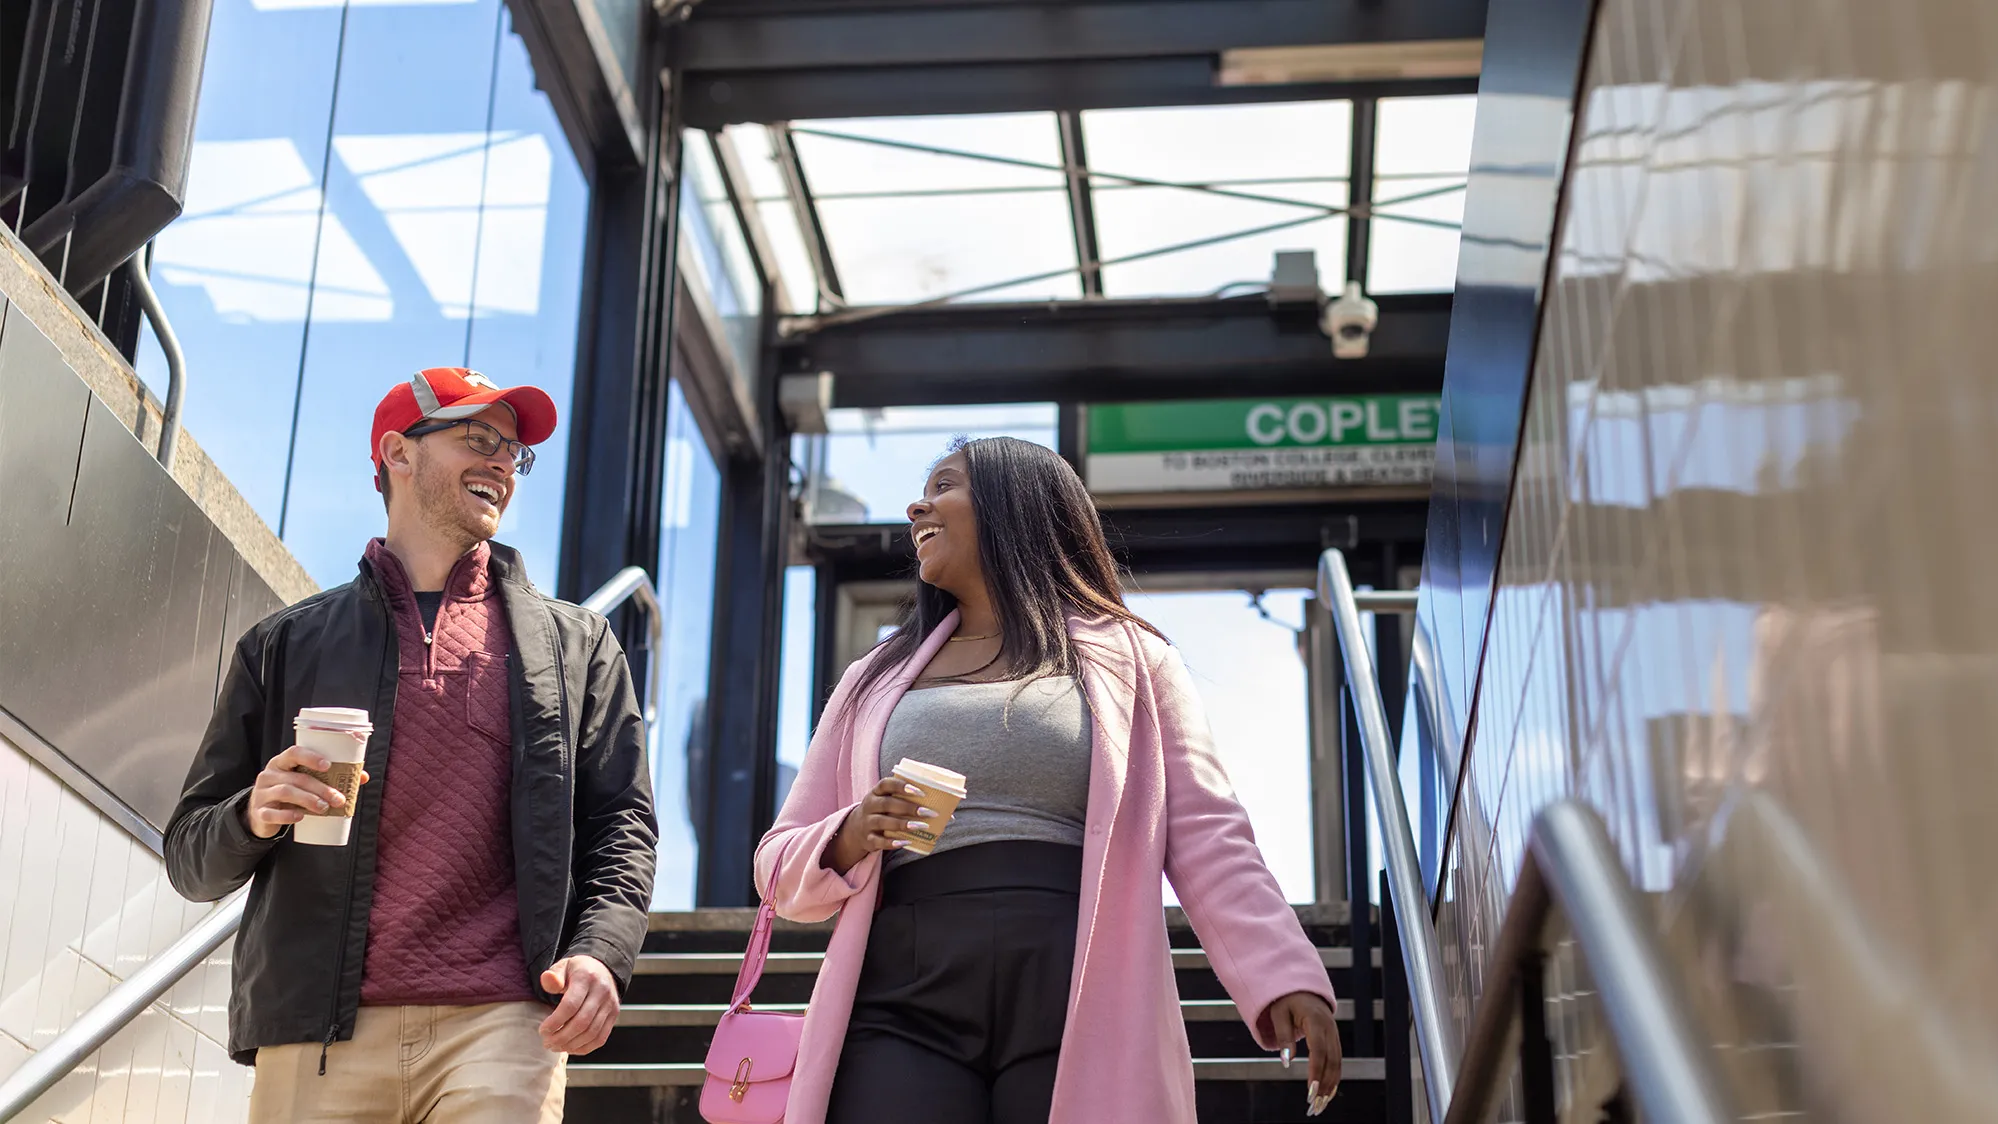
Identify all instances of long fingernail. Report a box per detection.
[904,784,925,797]
[1280,1047,1292,1068]
[891,840,909,848]
[1308,1080,1319,1103]
[1314,1094,1333,1115]
[906,820,928,832]
[918,807,938,818]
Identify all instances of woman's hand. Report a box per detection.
[822,777,941,874]
[1267,991,1343,1117]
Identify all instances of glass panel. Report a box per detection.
[1374,93,1479,176]
[1083,101,1352,298]
[273,0,509,585]
[1368,95,1476,294]
[1123,589,1317,904]
[146,0,591,591]
[652,379,724,909]
[724,125,819,315]
[134,0,347,527]
[1091,182,1347,298]
[804,404,1059,523]
[463,14,592,594]
[793,114,1079,304]
[774,565,818,813]
[681,132,765,380]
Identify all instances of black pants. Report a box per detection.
[827,842,1083,1124]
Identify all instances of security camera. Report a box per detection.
[1322,281,1378,359]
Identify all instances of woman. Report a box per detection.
[756,437,1342,1124]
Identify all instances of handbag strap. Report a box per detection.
[728,844,787,1012]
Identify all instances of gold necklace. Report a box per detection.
[947,632,997,642]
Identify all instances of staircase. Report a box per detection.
[566,903,1389,1122]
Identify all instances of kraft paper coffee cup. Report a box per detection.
[292,707,371,846]
[888,759,967,856]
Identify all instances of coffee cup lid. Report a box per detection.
[296,706,373,732]
[892,758,966,796]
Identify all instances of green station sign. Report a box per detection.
[1085,394,1441,494]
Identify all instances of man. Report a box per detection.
[166,367,658,1123]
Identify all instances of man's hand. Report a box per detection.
[1268,990,1343,1117]
[244,745,368,839]
[539,956,619,1055]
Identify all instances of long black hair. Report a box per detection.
[850,436,1163,703]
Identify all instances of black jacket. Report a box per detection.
[165,541,658,1063]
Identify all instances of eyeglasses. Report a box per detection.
[403,418,537,475]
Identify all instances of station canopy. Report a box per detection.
[712,95,1477,317]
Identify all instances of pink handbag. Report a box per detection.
[700,872,804,1123]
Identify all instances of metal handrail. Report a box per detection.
[1318,548,1734,1124]
[0,892,247,1120]
[129,244,187,473]
[0,567,660,1120]
[1447,802,1733,1124]
[580,565,664,727]
[1319,550,1460,1116]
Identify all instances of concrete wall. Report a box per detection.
[0,733,251,1123]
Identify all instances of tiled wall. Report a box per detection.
[0,734,251,1122]
[1437,0,1998,1118]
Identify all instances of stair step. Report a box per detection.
[565,1057,1386,1088]
[644,902,1357,934]
[633,947,1372,975]
[616,998,1378,1027]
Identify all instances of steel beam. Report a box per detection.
[781,293,1450,407]
[807,500,1430,582]
[677,0,1492,72]
[697,317,789,909]
[682,62,1478,129]
[1056,111,1102,297]
[558,67,680,602]
[769,124,842,308]
[1346,96,1378,288]
[504,0,647,170]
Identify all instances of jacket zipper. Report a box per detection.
[321,577,395,1075]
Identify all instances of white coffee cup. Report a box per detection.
[292,707,372,846]
[888,758,968,856]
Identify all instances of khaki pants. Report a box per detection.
[249,1002,566,1123]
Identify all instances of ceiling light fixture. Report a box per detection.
[1217,40,1483,86]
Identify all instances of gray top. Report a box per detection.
[879,676,1094,870]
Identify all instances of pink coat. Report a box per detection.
[753,610,1338,1124]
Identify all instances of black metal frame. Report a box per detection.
[503,0,646,171]
[673,0,1486,126]
[1379,868,1414,1124]
[1346,97,1379,288]
[770,123,843,309]
[557,49,683,779]
[4,0,212,344]
[783,292,1451,408]
[807,500,1428,584]
[1056,110,1104,298]
[1334,541,1416,1122]
[554,0,1480,916]
[696,355,793,905]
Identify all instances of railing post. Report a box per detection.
[1381,869,1413,1124]
[1519,952,1557,1124]
[1340,679,1377,1059]
[1305,597,1347,905]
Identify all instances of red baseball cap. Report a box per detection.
[371,367,558,482]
